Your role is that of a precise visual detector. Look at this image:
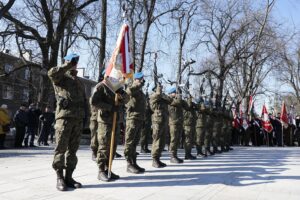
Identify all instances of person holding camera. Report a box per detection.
[48,53,88,191]
[124,72,147,174]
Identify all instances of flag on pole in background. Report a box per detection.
[103,24,133,92]
[280,101,289,128]
[261,104,273,133]
[248,95,254,115]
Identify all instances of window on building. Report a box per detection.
[2,85,14,100]
[22,88,29,101]
[4,64,13,73]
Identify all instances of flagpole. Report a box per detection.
[281,122,284,147]
[108,94,119,179]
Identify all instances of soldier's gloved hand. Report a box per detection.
[111,105,119,112]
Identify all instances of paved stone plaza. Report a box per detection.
[0,146,300,200]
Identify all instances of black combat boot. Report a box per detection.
[159,159,167,167]
[65,169,82,188]
[197,148,208,157]
[115,152,122,158]
[205,147,214,156]
[185,153,197,160]
[127,160,141,174]
[170,154,184,164]
[132,156,145,173]
[152,158,164,168]
[98,165,110,182]
[213,147,222,154]
[221,146,228,152]
[105,170,120,180]
[56,169,67,191]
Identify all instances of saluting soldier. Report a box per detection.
[48,53,88,191]
[124,72,146,174]
[183,96,197,160]
[195,98,208,157]
[168,87,188,163]
[150,85,172,168]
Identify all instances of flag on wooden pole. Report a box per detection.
[280,101,289,128]
[261,104,273,133]
[103,24,133,92]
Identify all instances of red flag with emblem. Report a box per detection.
[103,24,133,92]
[280,101,289,128]
[261,104,273,133]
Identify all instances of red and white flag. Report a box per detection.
[280,101,289,128]
[103,24,133,92]
[261,104,273,133]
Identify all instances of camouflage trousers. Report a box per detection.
[89,119,98,155]
[184,125,195,154]
[204,126,213,148]
[151,122,167,159]
[169,123,183,155]
[124,119,143,160]
[196,126,206,151]
[52,118,82,171]
[140,123,151,150]
[96,122,119,171]
[212,122,222,148]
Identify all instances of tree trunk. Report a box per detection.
[99,0,107,78]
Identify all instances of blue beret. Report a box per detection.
[167,87,176,94]
[134,72,144,79]
[64,53,79,61]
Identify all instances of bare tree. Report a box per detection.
[0,0,99,105]
[0,0,15,19]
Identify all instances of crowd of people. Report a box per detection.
[231,112,300,147]
[0,103,55,149]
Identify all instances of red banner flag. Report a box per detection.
[261,104,273,133]
[280,101,289,128]
[103,24,133,92]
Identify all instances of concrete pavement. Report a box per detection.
[0,146,300,200]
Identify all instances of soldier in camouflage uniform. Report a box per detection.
[212,108,223,154]
[90,102,98,161]
[124,72,146,174]
[150,85,172,168]
[91,81,128,182]
[204,101,215,156]
[48,53,87,191]
[195,99,208,157]
[168,87,188,163]
[140,95,152,153]
[183,97,197,160]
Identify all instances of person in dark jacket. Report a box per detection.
[38,106,55,146]
[13,104,29,148]
[24,103,41,147]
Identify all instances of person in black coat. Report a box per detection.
[38,106,55,146]
[13,104,29,147]
[24,103,41,147]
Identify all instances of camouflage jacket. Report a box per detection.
[150,92,172,124]
[91,82,129,124]
[168,96,188,125]
[183,101,196,127]
[195,107,208,128]
[48,63,87,120]
[125,82,146,121]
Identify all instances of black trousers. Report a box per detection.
[0,134,6,148]
[15,126,26,147]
